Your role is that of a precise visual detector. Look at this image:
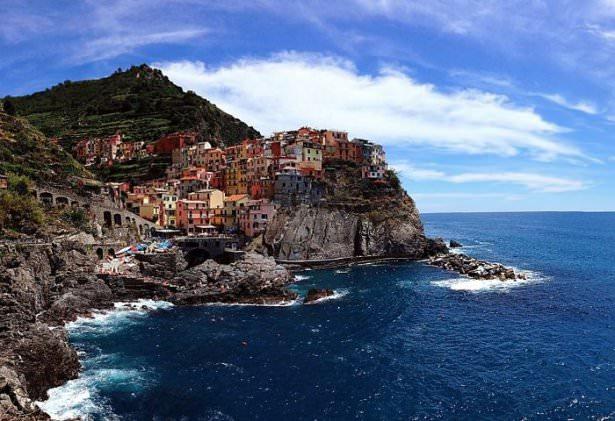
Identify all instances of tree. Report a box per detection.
[7,173,33,195]
[3,99,16,116]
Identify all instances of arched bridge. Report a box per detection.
[33,185,156,237]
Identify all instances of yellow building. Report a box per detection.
[161,193,178,227]
[187,189,225,227]
[223,194,249,229]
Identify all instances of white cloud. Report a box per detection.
[537,93,599,115]
[156,54,587,161]
[73,29,208,63]
[391,162,587,192]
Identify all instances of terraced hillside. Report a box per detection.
[3,64,260,150]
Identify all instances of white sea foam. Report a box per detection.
[335,268,351,274]
[66,299,174,335]
[36,300,172,419]
[431,269,546,293]
[294,274,311,281]
[36,367,149,420]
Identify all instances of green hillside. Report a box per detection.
[3,64,260,150]
[0,107,91,183]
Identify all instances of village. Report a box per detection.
[72,127,389,239]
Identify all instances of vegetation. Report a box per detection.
[61,208,91,232]
[0,174,44,232]
[4,64,260,150]
[0,109,92,183]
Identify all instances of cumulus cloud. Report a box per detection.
[390,162,586,193]
[156,54,586,161]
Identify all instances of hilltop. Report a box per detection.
[3,64,260,150]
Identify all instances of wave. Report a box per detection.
[36,299,172,419]
[66,299,174,336]
[36,367,152,420]
[431,270,547,293]
[294,274,311,281]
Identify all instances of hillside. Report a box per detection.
[0,106,91,184]
[3,64,260,150]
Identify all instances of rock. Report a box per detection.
[263,199,432,261]
[171,253,296,305]
[304,288,335,304]
[134,249,188,279]
[428,252,522,282]
[449,240,463,248]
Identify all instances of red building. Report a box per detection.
[154,131,197,155]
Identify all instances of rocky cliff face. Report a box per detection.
[0,241,115,419]
[264,202,431,260]
[263,163,443,261]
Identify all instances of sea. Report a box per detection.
[37,212,615,420]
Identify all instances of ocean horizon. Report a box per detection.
[38,212,615,420]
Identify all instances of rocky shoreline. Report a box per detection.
[0,234,522,420]
[427,252,526,281]
[0,240,296,420]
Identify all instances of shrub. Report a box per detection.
[61,208,90,231]
[0,191,44,231]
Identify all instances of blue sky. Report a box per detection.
[2,0,615,213]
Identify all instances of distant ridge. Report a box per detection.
[3,64,260,150]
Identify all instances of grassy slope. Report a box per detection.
[0,110,92,184]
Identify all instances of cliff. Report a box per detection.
[263,161,444,261]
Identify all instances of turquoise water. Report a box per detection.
[39,212,615,419]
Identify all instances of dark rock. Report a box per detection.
[449,240,463,248]
[172,252,296,305]
[427,252,523,282]
[304,288,335,304]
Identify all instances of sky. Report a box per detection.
[2,0,615,213]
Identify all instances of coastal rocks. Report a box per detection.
[428,253,526,281]
[0,366,38,417]
[304,288,334,304]
[263,200,433,261]
[449,240,463,248]
[171,252,297,305]
[0,239,108,420]
[133,249,188,279]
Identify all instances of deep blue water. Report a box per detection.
[39,212,615,420]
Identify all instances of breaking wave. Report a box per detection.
[36,300,173,420]
[431,270,547,293]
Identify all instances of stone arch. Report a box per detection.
[71,201,80,208]
[103,211,112,228]
[55,196,69,207]
[96,248,104,260]
[185,248,210,268]
[113,213,122,226]
[39,192,53,205]
[125,216,132,225]
[108,248,115,257]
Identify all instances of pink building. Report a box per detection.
[238,199,277,237]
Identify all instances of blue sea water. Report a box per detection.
[38,212,615,420]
